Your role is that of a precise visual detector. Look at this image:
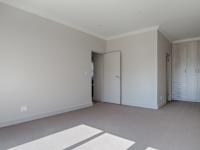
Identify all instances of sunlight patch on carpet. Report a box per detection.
[146,147,159,150]
[8,124,102,150]
[73,133,135,150]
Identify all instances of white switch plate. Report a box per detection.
[20,106,28,112]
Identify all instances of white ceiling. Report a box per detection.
[1,0,200,41]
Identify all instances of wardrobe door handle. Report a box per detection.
[115,75,120,79]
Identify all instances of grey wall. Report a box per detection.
[157,31,172,107]
[107,30,158,109]
[0,3,172,128]
[0,3,106,127]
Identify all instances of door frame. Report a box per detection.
[166,53,172,102]
[91,50,122,105]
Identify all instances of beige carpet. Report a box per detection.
[0,101,200,150]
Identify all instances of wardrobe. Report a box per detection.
[172,40,200,102]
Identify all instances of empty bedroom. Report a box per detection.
[0,0,200,150]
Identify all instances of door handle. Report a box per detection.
[195,68,200,73]
[185,68,187,73]
[115,75,120,79]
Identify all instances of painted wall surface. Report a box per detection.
[157,31,172,107]
[107,31,158,109]
[0,3,172,128]
[0,3,106,127]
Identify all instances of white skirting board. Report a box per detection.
[0,103,93,128]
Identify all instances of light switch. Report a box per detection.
[20,106,28,112]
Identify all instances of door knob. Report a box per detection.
[115,75,120,79]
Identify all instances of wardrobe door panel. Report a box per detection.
[186,42,198,101]
[172,41,200,102]
[172,43,188,100]
[196,41,200,102]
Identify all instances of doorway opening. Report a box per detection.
[91,52,104,103]
[166,53,172,102]
[91,51,121,104]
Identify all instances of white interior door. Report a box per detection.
[103,51,121,104]
[166,54,172,101]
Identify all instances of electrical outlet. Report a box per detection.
[20,106,28,112]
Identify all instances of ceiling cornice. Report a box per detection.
[106,25,159,40]
[0,1,107,40]
[173,37,200,44]
[1,1,160,41]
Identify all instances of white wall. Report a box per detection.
[0,3,106,127]
[107,30,158,109]
[157,31,172,107]
[0,3,172,128]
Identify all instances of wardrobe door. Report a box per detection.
[187,41,198,101]
[172,43,188,100]
[196,41,200,102]
[172,41,200,102]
